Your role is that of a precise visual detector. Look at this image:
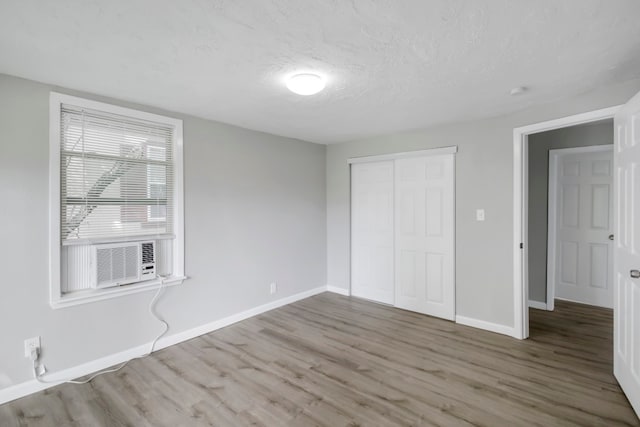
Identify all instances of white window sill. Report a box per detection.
[50,276,186,309]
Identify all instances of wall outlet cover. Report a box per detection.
[24,336,41,358]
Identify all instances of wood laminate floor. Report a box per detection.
[1,293,638,426]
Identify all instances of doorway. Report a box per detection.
[515,95,640,419]
[527,123,614,312]
[512,106,620,339]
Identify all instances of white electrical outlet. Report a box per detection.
[24,336,41,358]
[270,282,277,294]
[476,209,485,221]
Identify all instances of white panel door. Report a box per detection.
[395,155,455,320]
[550,146,613,308]
[614,91,640,418]
[351,161,394,304]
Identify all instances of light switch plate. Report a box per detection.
[476,209,485,221]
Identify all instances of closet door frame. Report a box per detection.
[348,146,457,310]
[348,146,458,165]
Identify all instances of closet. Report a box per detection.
[350,148,456,321]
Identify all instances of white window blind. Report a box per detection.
[60,104,174,243]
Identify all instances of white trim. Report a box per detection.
[514,107,620,135]
[50,276,186,309]
[546,145,612,311]
[156,286,326,348]
[0,285,327,405]
[349,162,356,300]
[50,92,184,127]
[513,105,621,340]
[48,92,185,308]
[172,119,185,278]
[326,285,350,296]
[347,146,457,164]
[522,134,530,338]
[547,148,558,312]
[49,94,61,308]
[455,315,516,338]
[513,131,525,339]
[547,144,613,156]
[61,233,175,246]
[528,300,548,310]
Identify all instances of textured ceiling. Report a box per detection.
[1,0,639,144]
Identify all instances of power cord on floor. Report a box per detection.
[33,277,169,385]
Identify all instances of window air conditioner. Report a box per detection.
[90,241,156,289]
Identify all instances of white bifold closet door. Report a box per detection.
[395,155,455,320]
[351,152,455,321]
[351,161,395,304]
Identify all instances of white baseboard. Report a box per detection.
[0,342,151,405]
[528,300,548,310]
[158,285,327,350]
[0,285,327,405]
[455,315,516,338]
[326,285,350,296]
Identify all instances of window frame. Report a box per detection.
[49,92,185,309]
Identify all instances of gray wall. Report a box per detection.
[527,120,614,303]
[327,78,640,328]
[0,73,326,389]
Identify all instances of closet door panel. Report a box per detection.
[395,155,455,320]
[351,161,395,304]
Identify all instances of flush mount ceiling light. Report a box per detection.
[286,73,326,96]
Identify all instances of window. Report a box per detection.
[147,146,167,222]
[50,93,185,308]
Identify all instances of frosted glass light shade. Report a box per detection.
[286,73,326,95]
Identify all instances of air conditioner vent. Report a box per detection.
[90,241,156,289]
[140,241,156,281]
[141,242,155,264]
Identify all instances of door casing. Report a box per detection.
[513,106,621,339]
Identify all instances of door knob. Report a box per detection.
[609,234,614,241]
[632,270,640,279]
